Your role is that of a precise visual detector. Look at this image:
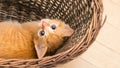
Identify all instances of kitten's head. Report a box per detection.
[34,19,74,52]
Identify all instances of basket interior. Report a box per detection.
[0,0,93,56]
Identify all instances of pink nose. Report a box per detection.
[42,21,46,27]
[40,19,48,28]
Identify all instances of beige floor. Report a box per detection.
[56,0,120,68]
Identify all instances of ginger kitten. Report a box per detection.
[0,19,74,59]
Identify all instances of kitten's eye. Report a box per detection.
[39,30,45,36]
[50,24,56,30]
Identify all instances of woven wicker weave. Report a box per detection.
[0,0,103,68]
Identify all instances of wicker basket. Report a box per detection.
[0,0,103,68]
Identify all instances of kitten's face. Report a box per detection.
[34,19,74,52]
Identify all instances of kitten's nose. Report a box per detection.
[42,22,47,28]
[41,20,48,28]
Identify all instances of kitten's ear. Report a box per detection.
[34,40,47,59]
[63,25,74,36]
